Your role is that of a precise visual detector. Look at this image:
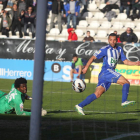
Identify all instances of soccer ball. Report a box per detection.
[72,79,86,93]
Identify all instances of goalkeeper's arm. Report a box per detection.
[25,94,32,100]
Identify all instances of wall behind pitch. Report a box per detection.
[0,59,78,82]
[0,59,140,85]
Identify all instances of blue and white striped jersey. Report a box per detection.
[94,45,127,71]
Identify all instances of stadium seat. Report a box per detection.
[23,36,32,39]
[49,28,60,35]
[100,21,111,29]
[115,13,127,20]
[99,4,106,9]
[96,30,107,37]
[77,20,88,28]
[46,37,55,40]
[88,21,100,28]
[92,12,105,19]
[82,12,93,18]
[10,35,19,39]
[57,38,66,41]
[134,32,140,39]
[5,8,11,11]
[135,23,140,30]
[75,29,84,36]
[124,22,135,29]
[112,22,124,29]
[88,3,97,11]
[60,29,68,36]
[0,35,7,38]
[47,18,51,25]
[0,4,3,10]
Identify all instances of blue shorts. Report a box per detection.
[97,69,121,92]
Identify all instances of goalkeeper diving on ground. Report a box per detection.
[75,33,140,115]
[0,77,47,116]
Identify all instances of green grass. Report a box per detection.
[0,79,140,140]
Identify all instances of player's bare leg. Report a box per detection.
[75,86,105,115]
[94,86,105,98]
[117,76,136,107]
[70,69,77,82]
[77,65,83,78]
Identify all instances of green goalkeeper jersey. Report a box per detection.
[0,84,31,116]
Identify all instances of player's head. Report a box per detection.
[14,77,27,94]
[108,33,117,48]
[72,54,78,62]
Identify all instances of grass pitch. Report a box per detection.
[0,79,140,140]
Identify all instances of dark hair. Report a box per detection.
[73,54,78,57]
[87,31,90,33]
[14,77,27,89]
[108,33,117,39]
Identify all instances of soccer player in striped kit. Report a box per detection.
[75,33,140,115]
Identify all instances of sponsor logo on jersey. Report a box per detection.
[20,103,23,111]
[111,57,117,64]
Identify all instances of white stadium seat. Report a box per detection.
[75,29,84,36]
[93,12,104,19]
[0,4,3,10]
[88,3,97,11]
[0,35,7,38]
[9,35,19,39]
[88,21,100,28]
[99,4,106,9]
[5,8,12,11]
[57,38,66,41]
[47,18,51,25]
[134,32,140,39]
[77,20,88,27]
[46,37,55,40]
[100,21,111,29]
[112,22,124,29]
[125,22,135,29]
[60,29,68,36]
[49,28,60,35]
[96,30,107,37]
[116,13,127,20]
[24,36,32,39]
[135,23,140,30]
[82,12,93,18]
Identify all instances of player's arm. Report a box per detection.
[120,47,140,66]
[123,59,140,66]
[14,96,31,116]
[82,56,97,74]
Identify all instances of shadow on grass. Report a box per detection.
[119,119,138,121]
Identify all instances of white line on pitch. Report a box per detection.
[41,109,138,115]
[102,132,140,140]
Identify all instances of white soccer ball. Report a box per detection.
[72,79,86,93]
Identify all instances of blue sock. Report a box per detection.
[122,83,130,103]
[78,93,97,108]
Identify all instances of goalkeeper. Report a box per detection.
[0,77,46,116]
[70,54,87,82]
